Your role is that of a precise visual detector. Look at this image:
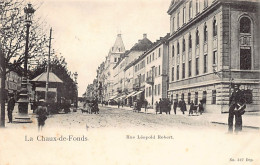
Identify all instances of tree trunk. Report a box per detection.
[0,45,6,127]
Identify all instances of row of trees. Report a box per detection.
[0,0,77,127]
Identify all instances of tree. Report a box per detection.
[0,0,49,127]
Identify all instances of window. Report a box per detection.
[240,17,251,33]
[155,85,157,96]
[203,91,207,104]
[240,48,251,70]
[213,18,217,37]
[189,1,192,20]
[196,0,199,14]
[150,55,151,63]
[177,42,180,54]
[158,84,161,95]
[114,58,117,62]
[172,45,175,58]
[188,60,192,77]
[172,67,174,81]
[212,90,216,104]
[213,51,217,65]
[204,23,208,43]
[159,48,161,57]
[158,65,161,75]
[204,0,208,8]
[147,57,149,64]
[182,63,185,79]
[243,89,253,104]
[189,34,192,50]
[195,92,198,105]
[172,17,175,32]
[177,65,179,80]
[149,87,151,96]
[152,53,155,61]
[204,54,208,73]
[183,39,186,52]
[183,7,186,24]
[196,57,199,75]
[177,12,180,28]
[196,29,199,46]
[188,93,191,104]
[155,67,157,77]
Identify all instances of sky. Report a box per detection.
[29,0,170,96]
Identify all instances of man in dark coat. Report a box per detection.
[179,98,186,115]
[158,98,162,114]
[173,99,178,115]
[228,84,245,133]
[7,94,15,123]
[189,100,194,116]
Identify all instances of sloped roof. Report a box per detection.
[130,37,153,51]
[31,72,63,83]
[111,34,126,53]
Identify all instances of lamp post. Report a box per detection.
[17,4,35,121]
[73,72,78,109]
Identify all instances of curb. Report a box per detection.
[211,122,260,130]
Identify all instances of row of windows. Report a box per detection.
[146,48,161,65]
[172,0,210,32]
[172,19,217,58]
[135,60,145,72]
[145,84,161,97]
[147,65,161,79]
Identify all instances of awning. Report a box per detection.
[126,91,137,98]
[31,72,63,83]
[35,87,57,92]
[132,90,143,96]
[109,95,118,100]
[117,95,127,100]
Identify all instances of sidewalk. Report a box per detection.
[103,104,260,130]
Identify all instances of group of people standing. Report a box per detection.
[172,99,204,115]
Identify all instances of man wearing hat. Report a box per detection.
[228,84,245,133]
[7,93,15,123]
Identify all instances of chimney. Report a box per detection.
[143,33,147,39]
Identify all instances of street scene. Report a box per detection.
[0,0,260,164]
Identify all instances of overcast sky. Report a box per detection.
[30,0,170,96]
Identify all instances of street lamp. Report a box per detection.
[17,4,35,122]
[73,72,78,109]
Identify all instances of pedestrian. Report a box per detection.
[173,99,178,115]
[7,93,15,123]
[189,100,194,116]
[117,101,120,108]
[159,98,162,114]
[228,84,245,133]
[180,98,186,115]
[36,100,48,131]
[198,100,204,115]
[155,101,159,114]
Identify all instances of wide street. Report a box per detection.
[4,104,259,134]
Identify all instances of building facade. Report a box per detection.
[167,0,260,112]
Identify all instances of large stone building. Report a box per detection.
[167,0,260,112]
[112,34,153,103]
[97,34,126,102]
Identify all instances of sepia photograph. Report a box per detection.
[0,0,260,164]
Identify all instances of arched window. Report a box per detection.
[177,42,180,54]
[213,17,217,37]
[240,17,251,33]
[172,45,175,57]
[189,34,192,49]
[183,39,186,52]
[196,29,199,46]
[204,23,208,42]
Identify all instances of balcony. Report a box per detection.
[146,77,154,85]
[133,83,140,91]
